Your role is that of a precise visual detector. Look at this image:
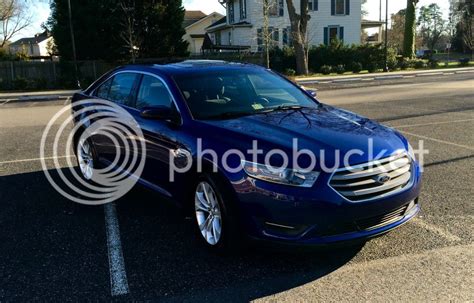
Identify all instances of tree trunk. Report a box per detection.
[286,0,310,75]
[403,0,418,58]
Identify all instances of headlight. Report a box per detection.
[242,161,319,187]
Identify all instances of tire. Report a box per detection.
[193,174,241,253]
[75,137,99,182]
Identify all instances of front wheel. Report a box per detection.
[193,175,240,252]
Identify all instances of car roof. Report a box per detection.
[120,60,267,77]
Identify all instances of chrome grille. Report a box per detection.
[330,153,412,202]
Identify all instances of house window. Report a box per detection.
[267,0,278,16]
[257,28,263,51]
[229,1,235,23]
[283,27,289,45]
[215,32,222,45]
[272,28,280,45]
[308,0,318,11]
[240,0,247,19]
[228,32,232,45]
[279,0,284,16]
[335,0,345,15]
[324,26,344,45]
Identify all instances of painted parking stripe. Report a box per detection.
[392,118,474,129]
[410,218,461,242]
[0,155,75,165]
[104,203,130,296]
[399,130,474,151]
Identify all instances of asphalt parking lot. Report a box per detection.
[0,73,473,301]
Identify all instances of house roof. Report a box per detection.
[206,17,252,32]
[183,10,207,28]
[10,31,50,46]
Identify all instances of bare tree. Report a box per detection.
[261,0,279,68]
[119,1,140,62]
[0,0,32,47]
[285,0,310,75]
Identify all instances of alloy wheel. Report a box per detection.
[195,181,222,245]
[77,139,94,180]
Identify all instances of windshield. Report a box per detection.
[173,69,318,120]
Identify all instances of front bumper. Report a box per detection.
[233,163,422,246]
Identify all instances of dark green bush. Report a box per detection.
[414,60,427,69]
[32,78,48,90]
[12,77,28,90]
[459,58,470,67]
[428,59,439,68]
[366,62,378,73]
[320,65,332,75]
[284,68,296,76]
[351,62,363,73]
[334,64,345,74]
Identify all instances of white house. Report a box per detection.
[183,11,224,54]
[206,0,362,52]
[9,31,54,58]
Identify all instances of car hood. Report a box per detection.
[197,104,408,168]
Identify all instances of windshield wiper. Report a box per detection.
[257,105,312,114]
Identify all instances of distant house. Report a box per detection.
[9,31,54,58]
[206,0,363,52]
[183,11,224,54]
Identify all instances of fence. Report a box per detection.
[0,54,265,91]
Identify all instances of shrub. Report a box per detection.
[320,65,332,75]
[398,58,413,70]
[414,60,427,69]
[428,59,439,68]
[459,58,470,67]
[33,78,48,90]
[351,62,363,73]
[12,77,28,90]
[366,62,378,73]
[284,68,296,76]
[334,64,345,74]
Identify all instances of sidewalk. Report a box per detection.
[0,89,79,102]
[296,66,474,84]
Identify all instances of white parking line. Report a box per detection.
[399,130,474,151]
[104,203,130,296]
[0,155,75,165]
[392,118,474,129]
[0,99,11,106]
[410,218,461,242]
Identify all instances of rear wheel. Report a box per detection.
[76,138,97,181]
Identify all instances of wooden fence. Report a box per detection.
[0,55,265,90]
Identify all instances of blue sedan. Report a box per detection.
[72,60,421,251]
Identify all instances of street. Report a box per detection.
[0,73,473,301]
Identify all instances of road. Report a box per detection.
[0,73,473,301]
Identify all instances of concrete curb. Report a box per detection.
[0,95,71,105]
[296,67,474,85]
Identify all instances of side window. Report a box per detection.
[108,73,138,105]
[96,78,113,99]
[136,75,173,110]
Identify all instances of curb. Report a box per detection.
[0,95,71,105]
[296,68,474,85]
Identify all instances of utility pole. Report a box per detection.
[383,0,389,72]
[379,0,382,21]
[67,0,80,88]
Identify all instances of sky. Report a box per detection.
[19,0,450,40]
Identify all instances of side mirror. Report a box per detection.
[140,106,178,122]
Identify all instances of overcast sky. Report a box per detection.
[20,0,450,40]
